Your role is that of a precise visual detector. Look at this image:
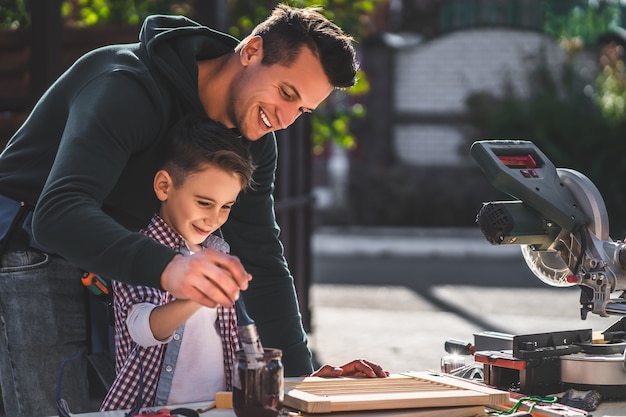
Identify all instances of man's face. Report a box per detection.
[228,39,333,140]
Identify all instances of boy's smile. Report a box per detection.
[154,163,242,251]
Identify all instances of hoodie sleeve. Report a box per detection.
[33,68,176,288]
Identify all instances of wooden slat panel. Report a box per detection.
[283,372,509,413]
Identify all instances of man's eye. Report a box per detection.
[198,201,211,207]
[280,88,292,99]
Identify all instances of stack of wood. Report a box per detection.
[283,371,507,417]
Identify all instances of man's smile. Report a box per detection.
[259,108,273,129]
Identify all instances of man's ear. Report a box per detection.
[240,35,263,67]
[154,170,173,202]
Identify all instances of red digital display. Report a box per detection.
[497,154,537,169]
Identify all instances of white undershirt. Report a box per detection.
[127,303,225,403]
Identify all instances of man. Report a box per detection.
[0,4,358,416]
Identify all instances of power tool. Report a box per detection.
[471,139,626,319]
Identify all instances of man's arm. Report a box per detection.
[33,75,255,309]
[32,71,166,283]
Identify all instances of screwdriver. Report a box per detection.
[81,271,111,297]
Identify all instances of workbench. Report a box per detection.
[49,396,626,417]
[48,371,626,417]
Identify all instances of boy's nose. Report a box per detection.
[204,212,219,228]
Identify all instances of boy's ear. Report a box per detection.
[240,35,263,67]
[154,170,173,202]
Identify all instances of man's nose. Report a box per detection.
[278,104,303,130]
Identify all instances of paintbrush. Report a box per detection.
[235,297,264,358]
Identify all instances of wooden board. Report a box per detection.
[294,405,487,417]
[283,372,509,414]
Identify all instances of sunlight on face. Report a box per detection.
[231,45,333,140]
[157,164,243,251]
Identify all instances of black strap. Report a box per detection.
[0,194,55,255]
[0,198,31,255]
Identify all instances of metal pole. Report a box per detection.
[28,0,63,101]
[193,0,229,32]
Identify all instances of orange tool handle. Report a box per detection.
[81,271,110,296]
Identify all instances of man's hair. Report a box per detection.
[163,114,255,190]
[237,3,358,89]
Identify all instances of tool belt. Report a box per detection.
[0,194,52,254]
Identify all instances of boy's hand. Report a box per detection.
[160,249,252,307]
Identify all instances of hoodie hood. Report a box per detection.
[139,15,240,112]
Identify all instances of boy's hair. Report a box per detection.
[236,3,358,89]
[163,115,255,190]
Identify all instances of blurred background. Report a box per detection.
[2,0,626,375]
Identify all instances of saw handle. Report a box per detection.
[444,338,474,355]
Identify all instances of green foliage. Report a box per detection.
[543,0,622,44]
[0,0,187,28]
[61,0,187,26]
[310,71,369,154]
[596,40,626,122]
[0,0,29,28]
[228,0,381,41]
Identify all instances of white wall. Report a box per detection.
[392,28,596,165]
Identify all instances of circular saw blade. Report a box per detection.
[520,168,609,287]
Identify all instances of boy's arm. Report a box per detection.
[148,299,203,341]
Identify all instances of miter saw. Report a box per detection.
[471,139,626,320]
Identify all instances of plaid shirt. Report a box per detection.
[100,214,239,411]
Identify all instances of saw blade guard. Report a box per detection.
[520,168,610,288]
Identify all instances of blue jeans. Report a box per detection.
[0,250,91,417]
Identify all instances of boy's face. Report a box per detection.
[154,164,242,250]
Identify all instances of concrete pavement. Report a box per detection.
[307,227,612,374]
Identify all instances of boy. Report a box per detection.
[101,115,388,411]
[101,115,255,410]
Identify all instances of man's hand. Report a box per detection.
[161,248,252,308]
[311,359,389,378]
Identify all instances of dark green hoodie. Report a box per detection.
[0,15,312,376]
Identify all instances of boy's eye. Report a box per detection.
[198,201,211,207]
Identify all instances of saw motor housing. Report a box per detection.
[471,140,626,319]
